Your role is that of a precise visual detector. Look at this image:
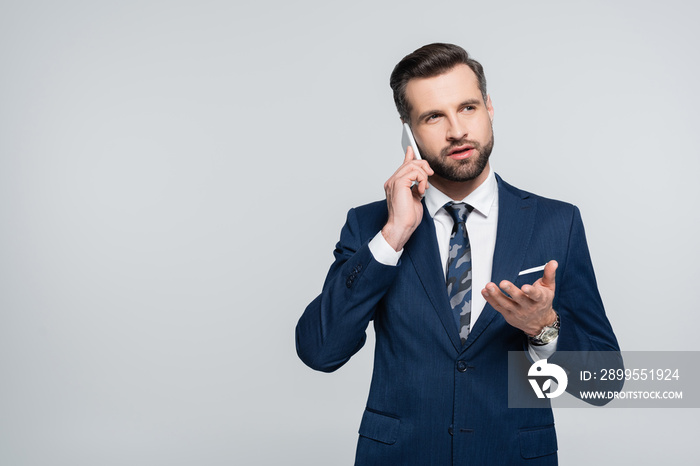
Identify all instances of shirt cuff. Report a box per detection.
[368,231,403,266]
[527,336,558,361]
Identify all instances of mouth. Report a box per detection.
[447,144,475,160]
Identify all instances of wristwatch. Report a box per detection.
[528,312,560,346]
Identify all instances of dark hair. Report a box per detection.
[389,43,487,123]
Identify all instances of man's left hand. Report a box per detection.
[481,260,558,336]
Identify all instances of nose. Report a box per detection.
[446,114,467,141]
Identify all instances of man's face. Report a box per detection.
[405,64,494,184]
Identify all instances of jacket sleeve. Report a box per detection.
[295,207,398,372]
[549,206,624,403]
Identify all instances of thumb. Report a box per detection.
[541,260,558,289]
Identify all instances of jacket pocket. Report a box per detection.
[519,424,558,459]
[358,409,400,445]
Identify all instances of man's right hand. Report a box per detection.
[381,146,434,251]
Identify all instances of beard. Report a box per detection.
[422,132,494,182]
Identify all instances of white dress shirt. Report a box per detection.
[368,166,556,359]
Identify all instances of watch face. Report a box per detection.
[540,327,559,343]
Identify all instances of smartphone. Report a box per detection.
[401,123,423,189]
[401,123,422,160]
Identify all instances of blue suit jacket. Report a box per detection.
[296,175,620,465]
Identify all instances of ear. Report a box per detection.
[486,95,494,122]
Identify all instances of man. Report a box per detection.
[296,43,620,465]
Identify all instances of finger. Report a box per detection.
[498,280,530,303]
[403,159,433,177]
[397,166,430,189]
[404,145,415,163]
[417,159,434,176]
[482,283,515,313]
[411,163,433,191]
[414,176,430,196]
[389,155,414,179]
[395,155,433,179]
[520,283,543,302]
[541,260,558,289]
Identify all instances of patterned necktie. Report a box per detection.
[444,202,473,344]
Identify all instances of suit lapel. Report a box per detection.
[404,177,538,353]
[462,175,537,351]
[405,202,463,352]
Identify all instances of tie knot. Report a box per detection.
[444,202,471,224]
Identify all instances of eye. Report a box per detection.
[462,105,476,112]
[426,113,441,122]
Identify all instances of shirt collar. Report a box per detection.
[424,165,498,219]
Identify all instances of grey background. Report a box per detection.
[1,0,698,464]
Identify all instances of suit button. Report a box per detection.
[448,425,454,436]
[456,360,468,373]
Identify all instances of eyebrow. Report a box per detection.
[416,99,483,122]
